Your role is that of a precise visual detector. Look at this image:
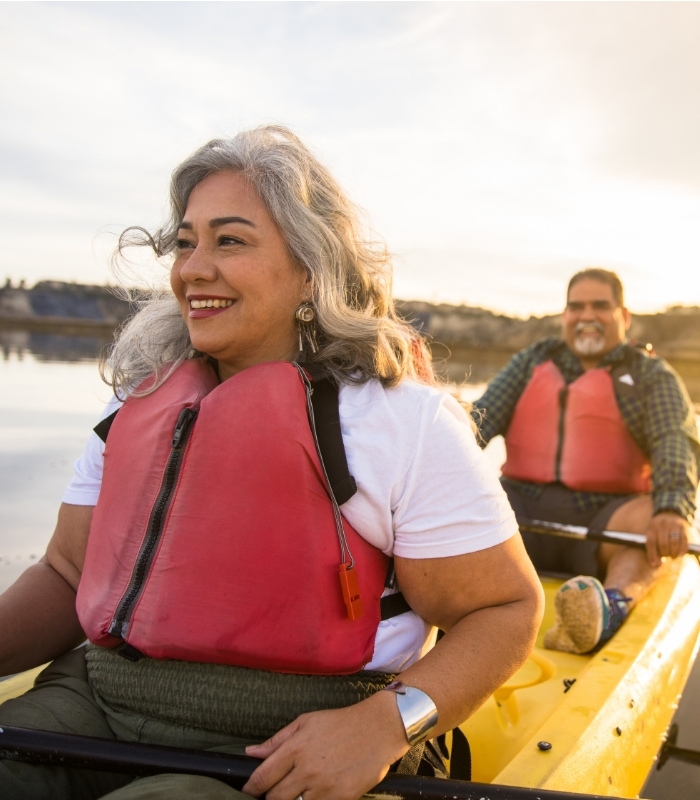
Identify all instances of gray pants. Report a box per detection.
[502,479,635,580]
[0,649,254,799]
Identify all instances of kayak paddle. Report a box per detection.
[518,517,700,556]
[0,724,629,800]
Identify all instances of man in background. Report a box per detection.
[472,268,699,653]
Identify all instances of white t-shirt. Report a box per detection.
[63,377,517,673]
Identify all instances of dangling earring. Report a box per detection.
[295,303,318,356]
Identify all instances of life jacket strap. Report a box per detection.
[381,558,411,620]
[302,364,358,506]
[94,409,119,443]
[380,592,412,620]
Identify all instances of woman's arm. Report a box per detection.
[0,503,91,677]
[393,532,544,731]
[243,534,543,800]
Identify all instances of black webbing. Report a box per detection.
[448,728,472,781]
[304,368,410,621]
[93,409,120,444]
[380,592,412,620]
[304,365,358,506]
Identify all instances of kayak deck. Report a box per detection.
[461,555,700,797]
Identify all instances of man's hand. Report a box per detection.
[645,512,690,568]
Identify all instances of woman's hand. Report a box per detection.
[242,690,409,800]
[243,535,543,800]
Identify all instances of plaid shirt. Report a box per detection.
[472,338,700,522]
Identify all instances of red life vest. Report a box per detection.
[501,360,651,494]
[76,359,391,675]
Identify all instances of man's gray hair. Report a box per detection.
[103,125,433,398]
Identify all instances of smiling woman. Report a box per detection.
[108,127,431,398]
[0,125,543,800]
[169,171,309,381]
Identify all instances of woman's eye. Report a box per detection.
[176,238,195,250]
[219,236,244,246]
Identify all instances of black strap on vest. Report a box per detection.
[304,366,410,621]
[380,592,412,620]
[381,558,411,620]
[304,364,357,506]
[93,409,119,444]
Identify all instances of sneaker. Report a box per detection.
[544,576,631,654]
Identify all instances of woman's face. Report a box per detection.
[171,171,309,381]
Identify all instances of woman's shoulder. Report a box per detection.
[340,378,461,413]
[338,377,469,427]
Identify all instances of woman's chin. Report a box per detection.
[187,335,229,362]
[186,322,237,358]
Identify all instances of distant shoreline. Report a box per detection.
[2,280,699,400]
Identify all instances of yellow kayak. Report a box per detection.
[1,556,699,798]
[461,554,700,797]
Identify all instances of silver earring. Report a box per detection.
[295,303,318,355]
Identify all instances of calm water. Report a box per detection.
[0,332,698,798]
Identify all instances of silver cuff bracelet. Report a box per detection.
[383,680,439,746]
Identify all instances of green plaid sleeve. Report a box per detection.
[640,359,699,522]
[471,342,548,447]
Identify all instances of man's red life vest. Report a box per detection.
[501,360,651,494]
[76,359,390,675]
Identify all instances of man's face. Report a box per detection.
[562,278,630,360]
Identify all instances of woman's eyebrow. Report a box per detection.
[210,216,256,228]
[178,216,256,231]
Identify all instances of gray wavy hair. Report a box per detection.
[104,125,434,398]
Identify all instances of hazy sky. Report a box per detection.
[1,2,699,315]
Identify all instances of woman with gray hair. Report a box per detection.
[0,126,542,800]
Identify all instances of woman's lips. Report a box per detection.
[189,307,231,319]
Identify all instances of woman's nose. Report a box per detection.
[177,244,218,284]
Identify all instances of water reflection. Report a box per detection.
[0,328,111,363]
[0,339,111,592]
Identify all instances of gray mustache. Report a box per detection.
[574,321,605,335]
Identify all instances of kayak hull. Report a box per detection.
[461,556,700,797]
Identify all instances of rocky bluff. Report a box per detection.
[398,300,700,400]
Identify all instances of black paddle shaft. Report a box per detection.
[0,725,628,800]
[518,517,700,556]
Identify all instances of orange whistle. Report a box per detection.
[339,563,364,620]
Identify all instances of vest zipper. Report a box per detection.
[554,387,568,482]
[108,407,198,638]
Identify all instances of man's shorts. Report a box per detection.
[501,479,635,580]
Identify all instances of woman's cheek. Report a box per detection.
[170,259,187,298]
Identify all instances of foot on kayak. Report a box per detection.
[544,576,632,654]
